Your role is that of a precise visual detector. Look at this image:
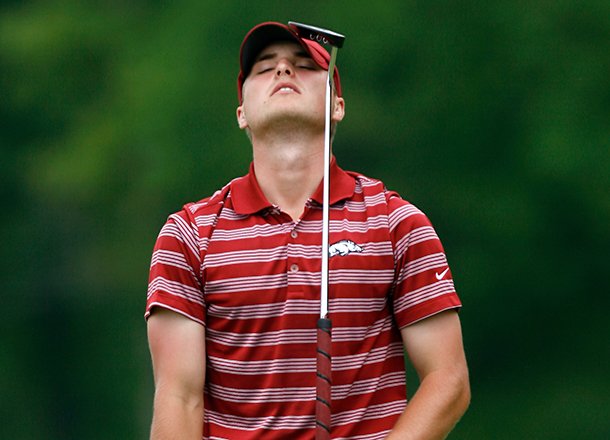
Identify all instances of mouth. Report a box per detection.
[272,83,300,96]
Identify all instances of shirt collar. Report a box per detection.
[231,157,356,215]
[230,162,273,215]
[310,156,356,206]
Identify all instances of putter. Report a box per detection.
[288,20,345,440]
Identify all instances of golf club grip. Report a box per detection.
[316,317,332,439]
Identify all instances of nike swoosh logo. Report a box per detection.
[435,268,450,280]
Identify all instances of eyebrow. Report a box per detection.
[254,48,311,64]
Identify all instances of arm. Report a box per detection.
[386,310,470,440]
[147,308,206,440]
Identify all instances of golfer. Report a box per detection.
[146,21,470,439]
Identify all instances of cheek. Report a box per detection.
[312,76,330,103]
[241,79,256,102]
[241,81,268,108]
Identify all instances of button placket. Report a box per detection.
[287,224,301,279]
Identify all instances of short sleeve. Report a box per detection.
[145,209,205,325]
[387,193,461,328]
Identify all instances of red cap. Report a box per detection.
[237,21,342,102]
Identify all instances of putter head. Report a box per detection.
[288,21,345,48]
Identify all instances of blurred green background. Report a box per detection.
[1,1,608,438]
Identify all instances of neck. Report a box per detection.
[252,130,326,221]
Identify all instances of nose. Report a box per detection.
[275,59,294,77]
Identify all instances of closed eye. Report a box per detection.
[253,59,275,74]
[296,60,319,70]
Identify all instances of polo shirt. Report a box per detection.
[146,159,461,439]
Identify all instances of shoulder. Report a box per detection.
[346,170,436,241]
[346,170,425,215]
[167,176,244,225]
[385,192,431,233]
[182,180,233,218]
[345,170,385,195]
[157,178,239,250]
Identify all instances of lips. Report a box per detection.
[272,82,300,96]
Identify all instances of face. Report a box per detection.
[236,41,344,137]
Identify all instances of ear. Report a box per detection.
[236,105,248,129]
[332,96,345,123]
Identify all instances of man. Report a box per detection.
[146,21,470,440]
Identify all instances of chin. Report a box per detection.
[258,110,324,131]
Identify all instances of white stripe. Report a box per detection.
[205,273,287,294]
[158,222,200,259]
[394,226,438,260]
[335,430,390,440]
[194,213,219,228]
[205,269,394,295]
[204,246,288,267]
[209,343,403,375]
[332,400,406,427]
[147,276,204,305]
[207,371,406,405]
[207,327,315,347]
[208,356,315,375]
[168,213,200,262]
[288,216,385,233]
[332,316,394,342]
[332,343,405,371]
[144,302,205,326]
[330,297,387,313]
[208,383,314,404]
[359,176,383,188]
[151,249,196,274]
[207,410,314,431]
[158,222,181,239]
[205,241,393,268]
[196,295,391,321]
[394,280,456,313]
[218,208,250,221]
[407,225,438,246]
[207,317,394,347]
[299,216,389,234]
[388,204,422,232]
[206,215,391,242]
[397,253,448,283]
[211,223,292,241]
[208,299,318,320]
[332,269,395,284]
[188,186,226,213]
[332,371,406,401]
[342,193,387,211]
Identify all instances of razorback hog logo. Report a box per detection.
[328,239,364,257]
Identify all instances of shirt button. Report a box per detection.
[290,230,298,239]
[290,264,299,273]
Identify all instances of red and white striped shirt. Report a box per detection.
[146,160,461,439]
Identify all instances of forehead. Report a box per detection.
[254,40,311,62]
